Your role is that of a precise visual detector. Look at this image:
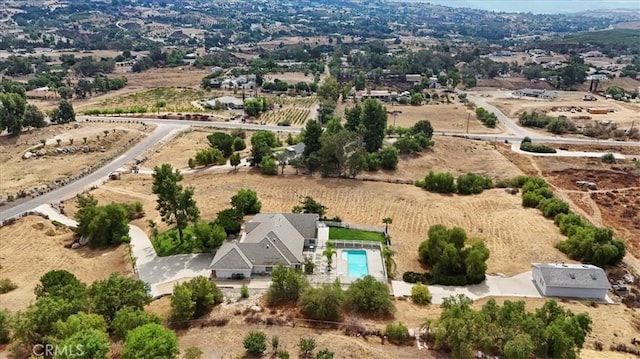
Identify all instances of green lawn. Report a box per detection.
[151,228,206,257]
[328,227,386,243]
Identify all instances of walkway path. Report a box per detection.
[392,272,544,304]
[391,271,614,304]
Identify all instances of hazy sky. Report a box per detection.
[408,0,640,14]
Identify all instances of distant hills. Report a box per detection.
[393,0,640,14]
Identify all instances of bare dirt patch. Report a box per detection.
[485,90,640,129]
[500,152,640,268]
[0,122,148,194]
[0,216,131,311]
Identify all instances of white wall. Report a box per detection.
[544,286,607,300]
[213,270,251,279]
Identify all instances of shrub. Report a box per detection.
[520,142,557,154]
[240,284,249,299]
[522,192,542,208]
[299,283,344,321]
[402,271,433,284]
[379,146,399,170]
[421,171,456,193]
[475,107,498,128]
[193,148,225,167]
[366,153,381,171]
[538,198,570,219]
[519,112,552,128]
[411,283,432,305]
[260,157,278,175]
[0,310,10,344]
[299,337,316,358]
[385,322,410,344]
[243,331,267,356]
[456,173,493,195]
[601,153,616,164]
[345,275,395,316]
[267,265,309,306]
[0,278,17,294]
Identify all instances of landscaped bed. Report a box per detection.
[328,227,386,243]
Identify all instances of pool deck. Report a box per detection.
[336,248,386,283]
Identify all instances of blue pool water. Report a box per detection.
[343,250,369,278]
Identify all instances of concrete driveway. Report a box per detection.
[34,205,212,298]
[391,271,543,304]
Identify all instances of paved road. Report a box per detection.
[466,93,640,147]
[0,123,182,221]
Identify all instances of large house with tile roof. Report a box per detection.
[210,213,326,279]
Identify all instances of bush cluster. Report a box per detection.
[475,107,497,127]
[518,112,552,128]
[385,322,411,344]
[402,271,433,284]
[416,172,493,195]
[456,173,493,195]
[515,176,626,267]
[417,225,490,286]
[520,137,556,153]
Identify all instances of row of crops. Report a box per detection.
[259,107,311,126]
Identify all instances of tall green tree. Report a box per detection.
[56,329,110,359]
[152,164,200,243]
[0,92,26,135]
[344,103,362,132]
[111,308,162,341]
[122,324,179,359]
[360,99,387,153]
[230,188,262,215]
[23,104,46,130]
[316,76,340,102]
[52,100,76,124]
[87,273,151,322]
[54,312,107,340]
[302,120,323,157]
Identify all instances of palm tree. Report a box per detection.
[323,242,337,272]
[420,318,434,339]
[382,217,392,234]
[382,245,396,279]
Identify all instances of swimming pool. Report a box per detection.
[343,250,369,278]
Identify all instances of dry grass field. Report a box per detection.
[335,101,503,133]
[0,216,131,311]
[376,136,523,181]
[75,170,569,277]
[0,122,148,194]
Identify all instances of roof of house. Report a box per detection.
[210,243,253,270]
[533,263,610,290]
[210,213,319,270]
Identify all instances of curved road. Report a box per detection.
[1,106,637,221]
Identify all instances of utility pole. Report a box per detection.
[466,113,470,134]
